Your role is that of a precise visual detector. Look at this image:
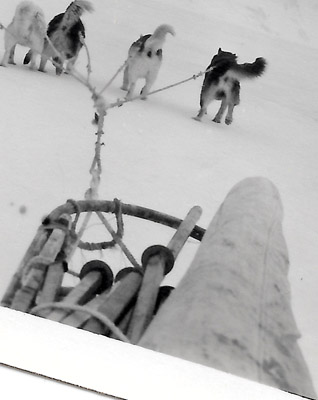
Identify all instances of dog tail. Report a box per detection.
[142,24,175,55]
[227,57,266,80]
[152,24,176,40]
[14,2,46,35]
[14,1,39,17]
[62,0,93,28]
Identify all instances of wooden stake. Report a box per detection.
[61,284,116,328]
[167,205,202,258]
[127,206,202,344]
[46,260,113,322]
[61,267,135,328]
[82,268,143,335]
[126,246,174,344]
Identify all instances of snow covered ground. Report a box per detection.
[1,0,318,395]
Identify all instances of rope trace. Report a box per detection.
[106,65,214,110]
[43,35,141,267]
[31,302,131,343]
[98,59,128,96]
[1,19,208,261]
[0,18,213,111]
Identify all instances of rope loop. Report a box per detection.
[75,198,124,251]
[67,199,81,232]
[31,302,130,343]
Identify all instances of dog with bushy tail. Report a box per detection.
[1,1,46,69]
[24,0,93,75]
[121,24,175,100]
[195,48,267,125]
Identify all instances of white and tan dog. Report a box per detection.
[1,1,46,69]
[121,24,175,100]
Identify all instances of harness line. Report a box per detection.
[1,20,210,268]
[107,65,214,110]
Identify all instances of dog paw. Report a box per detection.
[225,118,233,125]
[212,118,221,123]
[192,116,202,122]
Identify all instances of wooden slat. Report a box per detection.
[1,226,49,307]
[82,270,142,335]
[36,262,66,316]
[61,286,115,328]
[10,216,71,312]
[46,271,103,322]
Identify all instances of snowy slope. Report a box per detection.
[1,0,318,395]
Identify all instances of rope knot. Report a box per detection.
[93,93,108,116]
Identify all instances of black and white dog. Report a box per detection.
[121,24,175,100]
[194,48,266,125]
[1,1,46,69]
[24,0,93,75]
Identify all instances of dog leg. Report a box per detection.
[193,106,207,121]
[66,57,77,73]
[194,87,214,121]
[140,82,151,100]
[126,82,136,100]
[121,65,130,91]
[39,55,48,72]
[140,70,158,100]
[1,48,14,67]
[1,32,16,67]
[53,57,64,75]
[29,52,39,70]
[39,40,53,72]
[213,99,227,123]
[66,42,81,73]
[225,103,235,125]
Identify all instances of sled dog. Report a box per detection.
[1,1,46,69]
[194,48,266,125]
[121,24,175,100]
[24,0,93,75]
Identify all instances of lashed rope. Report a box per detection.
[78,200,124,250]
[31,302,130,342]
